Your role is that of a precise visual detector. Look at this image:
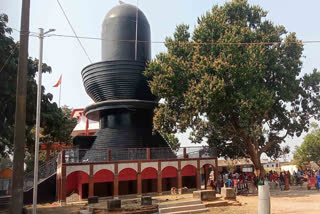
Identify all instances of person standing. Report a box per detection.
[279,172,285,191]
[297,170,301,185]
[217,173,222,193]
[288,171,292,185]
[227,175,232,187]
[317,170,320,191]
[284,171,290,190]
[223,173,228,187]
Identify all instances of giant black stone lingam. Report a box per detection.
[80,4,172,161]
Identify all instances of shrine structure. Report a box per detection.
[54,3,217,203]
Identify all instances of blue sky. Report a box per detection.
[2,0,320,155]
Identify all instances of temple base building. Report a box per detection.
[55,109,217,202]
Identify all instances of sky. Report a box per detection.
[2,0,320,157]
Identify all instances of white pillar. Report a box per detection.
[258,183,270,214]
[32,28,44,214]
[33,28,55,214]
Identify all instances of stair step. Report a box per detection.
[159,200,202,208]
[159,204,206,214]
[24,172,56,192]
[203,199,228,207]
[0,196,11,210]
[227,201,241,206]
[165,208,209,214]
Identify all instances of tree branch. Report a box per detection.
[259,130,289,155]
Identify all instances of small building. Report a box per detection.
[262,160,280,171]
[71,108,99,137]
[280,162,298,174]
[218,158,268,173]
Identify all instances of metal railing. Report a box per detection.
[62,146,216,164]
[23,155,58,192]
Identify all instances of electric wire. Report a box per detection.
[11,27,320,46]
[56,0,92,63]
[33,33,320,46]
[0,43,19,74]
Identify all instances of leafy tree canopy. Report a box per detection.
[0,13,77,158]
[293,124,320,167]
[145,0,320,176]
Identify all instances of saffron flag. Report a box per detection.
[53,75,62,87]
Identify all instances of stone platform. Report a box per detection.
[221,187,236,200]
[193,190,216,201]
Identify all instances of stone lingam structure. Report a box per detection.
[75,3,172,161]
[23,4,218,205]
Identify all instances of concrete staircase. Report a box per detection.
[159,200,208,214]
[203,198,241,207]
[0,196,11,211]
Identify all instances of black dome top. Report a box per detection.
[101,4,151,61]
[105,4,148,21]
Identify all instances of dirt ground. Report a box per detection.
[5,185,318,214]
[210,185,320,214]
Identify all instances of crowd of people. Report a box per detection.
[265,169,320,190]
[265,170,291,190]
[215,171,258,194]
[209,168,320,194]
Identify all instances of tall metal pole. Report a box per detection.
[32,28,44,214]
[10,0,30,213]
[58,76,62,107]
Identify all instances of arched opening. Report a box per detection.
[201,164,215,190]
[66,171,89,201]
[161,166,177,192]
[181,165,197,189]
[141,167,158,193]
[118,168,137,195]
[93,169,114,197]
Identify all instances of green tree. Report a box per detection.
[293,125,320,167]
[145,0,320,176]
[0,14,76,159]
[40,105,77,160]
[0,13,51,156]
[0,155,12,170]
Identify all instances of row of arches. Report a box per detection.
[66,164,202,199]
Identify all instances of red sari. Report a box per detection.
[284,174,290,190]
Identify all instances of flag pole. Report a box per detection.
[59,76,62,107]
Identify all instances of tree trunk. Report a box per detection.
[244,137,265,178]
[251,156,265,178]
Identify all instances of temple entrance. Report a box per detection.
[141,167,158,193]
[94,169,114,197]
[66,171,89,200]
[119,180,137,195]
[118,168,137,195]
[161,166,177,191]
[182,165,197,189]
[142,179,157,193]
[94,182,113,197]
[82,183,89,199]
